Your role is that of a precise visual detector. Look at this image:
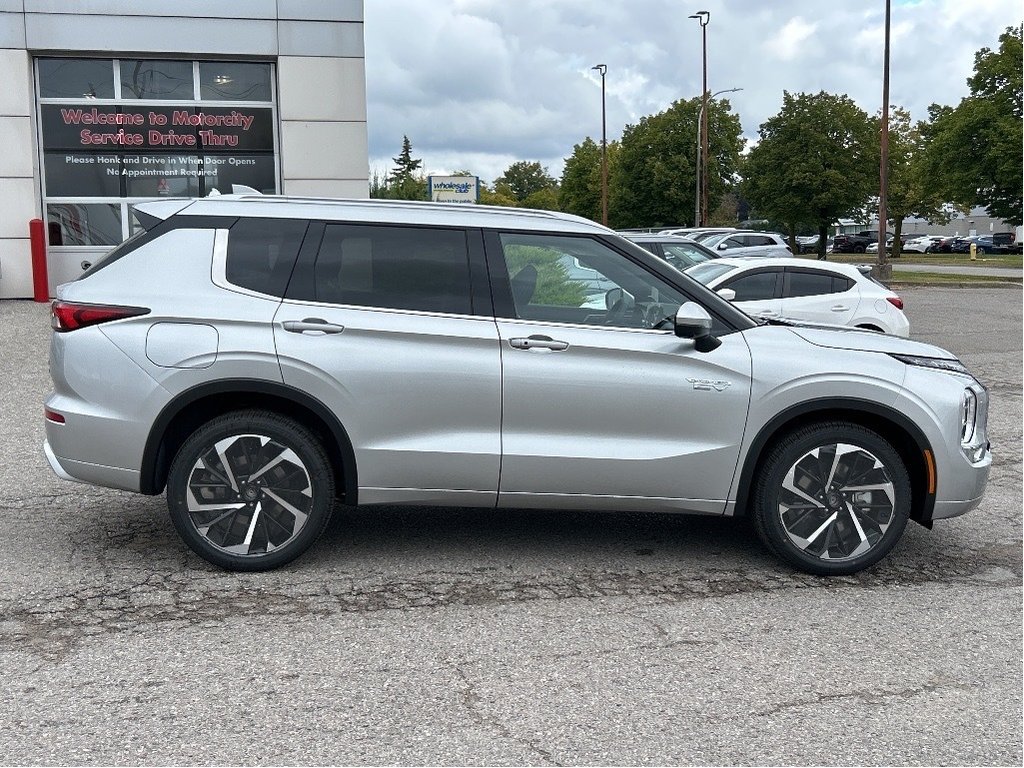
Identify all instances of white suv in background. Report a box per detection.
[702,230,792,257]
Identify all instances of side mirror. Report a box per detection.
[717,243,728,250]
[674,301,721,352]
[716,287,736,301]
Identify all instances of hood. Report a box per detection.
[781,323,953,358]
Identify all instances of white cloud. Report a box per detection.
[365,0,1023,183]
[765,17,819,61]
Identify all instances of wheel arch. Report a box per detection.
[140,379,358,504]
[733,398,936,526]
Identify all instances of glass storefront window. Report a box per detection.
[39,57,277,246]
[46,204,123,247]
[120,60,194,100]
[199,62,272,101]
[38,58,115,99]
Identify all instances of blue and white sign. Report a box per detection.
[428,175,479,204]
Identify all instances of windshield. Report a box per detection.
[700,232,731,247]
[662,243,711,267]
[686,262,737,285]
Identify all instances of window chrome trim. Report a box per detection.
[277,297,493,323]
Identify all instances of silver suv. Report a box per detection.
[44,195,991,574]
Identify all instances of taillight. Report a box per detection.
[51,300,149,332]
[887,296,904,310]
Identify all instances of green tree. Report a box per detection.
[611,97,743,229]
[522,187,560,210]
[881,108,955,258]
[479,184,519,207]
[493,161,557,203]
[559,137,620,222]
[742,91,876,258]
[921,25,1023,224]
[385,135,427,200]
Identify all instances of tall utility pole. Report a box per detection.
[592,64,608,226]
[689,11,710,226]
[877,0,892,280]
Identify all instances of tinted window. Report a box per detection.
[787,270,835,298]
[750,235,776,247]
[832,275,853,293]
[38,58,115,99]
[498,233,687,329]
[720,236,745,250]
[120,60,194,99]
[314,225,472,314]
[226,218,307,297]
[199,62,273,101]
[724,271,778,301]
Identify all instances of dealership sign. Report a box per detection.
[40,103,276,197]
[428,175,479,204]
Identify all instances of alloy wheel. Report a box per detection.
[777,442,896,562]
[185,433,314,556]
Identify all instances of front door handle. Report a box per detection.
[831,305,849,312]
[509,335,569,351]
[282,318,345,335]
[756,310,779,318]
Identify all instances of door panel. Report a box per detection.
[496,321,751,511]
[275,303,502,505]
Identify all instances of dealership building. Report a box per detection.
[0,0,368,298]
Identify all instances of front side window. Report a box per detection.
[498,233,688,330]
[313,225,472,314]
[226,218,308,297]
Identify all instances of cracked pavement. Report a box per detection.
[0,287,1020,765]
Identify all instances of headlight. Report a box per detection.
[961,388,978,445]
[889,353,972,377]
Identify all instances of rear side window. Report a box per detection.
[313,224,472,314]
[226,217,308,297]
[724,270,779,301]
[786,270,835,298]
[832,275,853,292]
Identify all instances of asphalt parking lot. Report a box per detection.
[0,287,1020,766]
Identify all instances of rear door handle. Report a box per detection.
[282,318,345,335]
[831,305,849,312]
[756,310,779,318]
[509,335,569,351]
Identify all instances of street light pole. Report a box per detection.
[689,11,710,226]
[695,87,741,229]
[876,0,892,280]
[592,64,608,227]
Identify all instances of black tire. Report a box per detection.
[854,245,866,253]
[167,409,335,571]
[751,421,910,576]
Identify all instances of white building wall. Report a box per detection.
[0,0,367,299]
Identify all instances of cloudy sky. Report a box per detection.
[364,0,1021,185]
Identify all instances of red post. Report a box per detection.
[29,218,49,302]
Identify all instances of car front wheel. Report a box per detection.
[167,410,335,571]
[751,422,910,576]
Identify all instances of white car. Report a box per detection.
[702,230,792,257]
[903,235,945,253]
[686,257,910,337]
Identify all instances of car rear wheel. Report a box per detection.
[854,245,866,253]
[167,410,335,571]
[751,421,910,576]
